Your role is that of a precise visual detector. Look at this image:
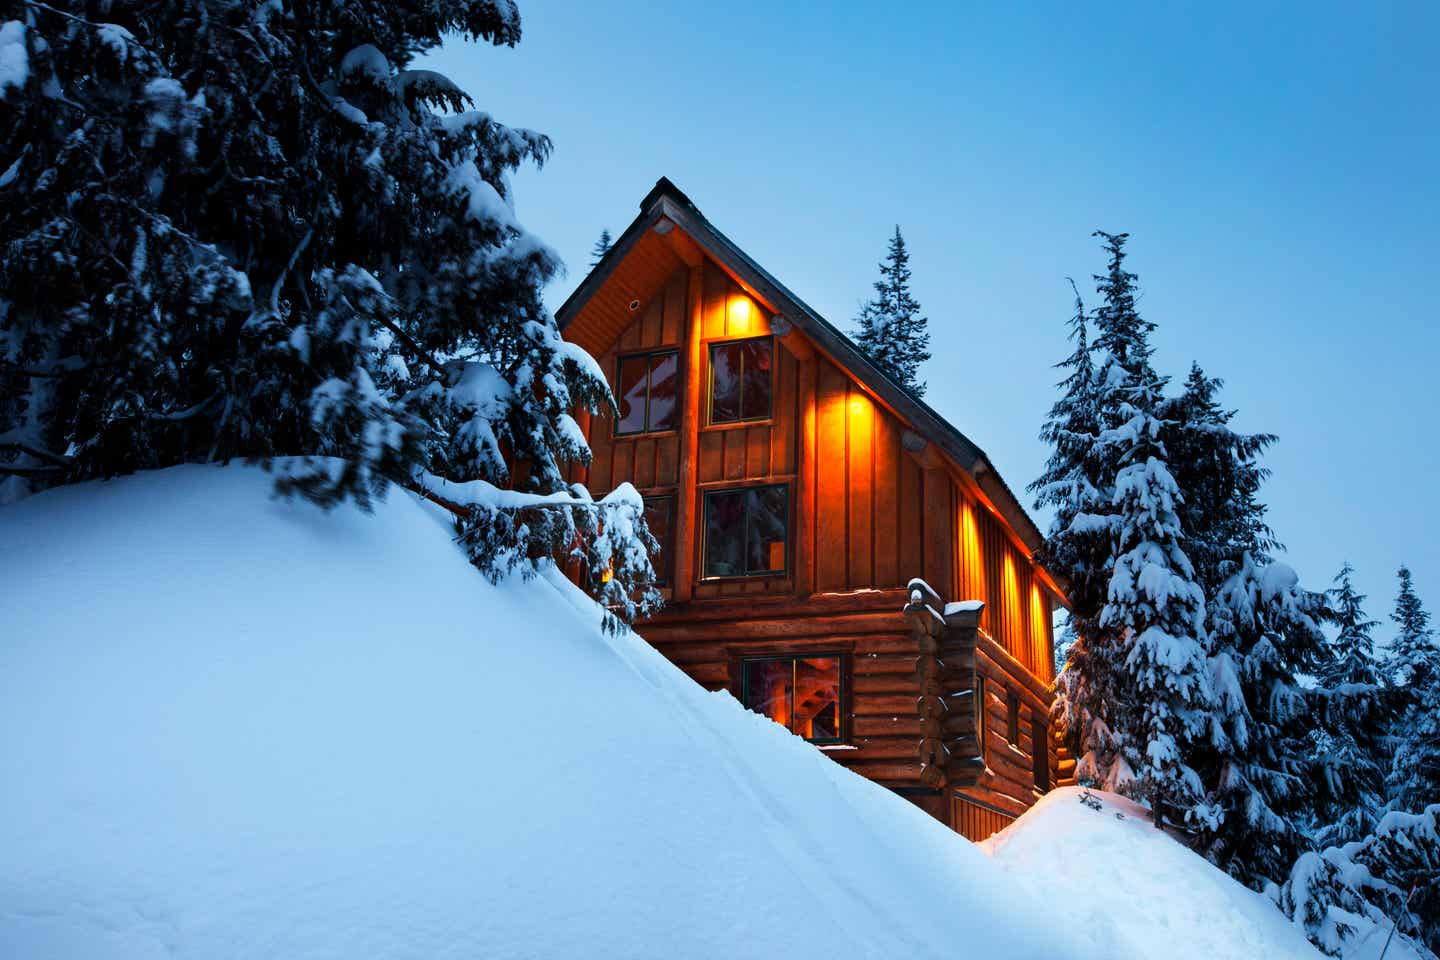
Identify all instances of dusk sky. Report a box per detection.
[423,0,1439,633]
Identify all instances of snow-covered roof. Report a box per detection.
[557,177,1062,600]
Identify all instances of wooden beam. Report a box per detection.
[657,220,705,267]
[795,348,817,597]
[671,264,704,603]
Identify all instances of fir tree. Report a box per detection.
[1202,556,1331,886]
[1054,232,1214,828]
[1308,562,1391,848]
[1030,280,1106,633]
[1385,565,1440,814]
[0,0,658,627]
[852,226,930,398]
[1162,363,1278,593]
[589,228,613,269]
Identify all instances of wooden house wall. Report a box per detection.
[564,251,1059,815]
[962,632,1056,820]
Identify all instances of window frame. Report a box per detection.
[739,652,847,745]
[641,494,674,587]
[613,348,681,437]
[699,482,790,581]
[706,335,775,427]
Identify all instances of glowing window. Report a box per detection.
[741,655,844,743]
[616,350,679,435]
[702,484,788,578]
[708,337,773,424]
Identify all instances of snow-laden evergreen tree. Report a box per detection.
[0,0,657,628]
[589,228,613,269]
[1031,280,1107,632]
[1202,556,1331,886]
[1385,565,1440,814]
[1162,363,1278,590]
[1307,562,1392,848]
[852,226,930,398]
[1054,232,1214,828]
[1274,803,1440,957]
[1155,362,1335,884]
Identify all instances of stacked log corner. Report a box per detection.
[905,578,985,794]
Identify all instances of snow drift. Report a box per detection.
[983,789,1426,960]
[1,464,1063,959]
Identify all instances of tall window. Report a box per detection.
[642,495,673,586]
[741,654,844,743]
[616,349,678,435]
[702,484,788,578]
[1006,689,1021,747]
[975,675,988,763]
[1031,708,1050,791]
[708,337,773,424]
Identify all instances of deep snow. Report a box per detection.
[0,465,1351,959]
[1,464,1061,959]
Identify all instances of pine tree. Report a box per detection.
[1053,232,1214,828]
[0,0,658,627]
[1275,803,1440,957]
[1202,556,1331,886]
[1385,565,1440,814]
[1030,280,1106,632]
[589,228,613,269]
[1162,363,1278,592]
[852,226,930,398]
[1308,563,1391,848]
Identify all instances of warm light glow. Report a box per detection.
[727,295,753,333]
[1003,551,1022,666]
[846,391,873,448]
[1030,583,1051,681]
[960,500,984,608]
[601,566,614,584]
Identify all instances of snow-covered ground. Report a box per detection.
[0,465,1353,959]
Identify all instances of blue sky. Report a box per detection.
[422,1,1439,634]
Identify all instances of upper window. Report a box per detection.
[642,495,673,587]
[741,654,844,743]
[616,350,678,435]
[708,337,773,424]
[702,484,788,578]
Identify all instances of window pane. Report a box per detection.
[616,355,649,434]
[739,339,773,421]
[743,659,792,730]
[703,490,746,577]
[642,496,672,586]
[744,485,788,575]
[647,353,678,431]
[794,657,841,741]
[709,342,742,423]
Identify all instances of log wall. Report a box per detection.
[566,252,1061,832]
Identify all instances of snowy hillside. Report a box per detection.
[0,464,1061,959]
[0,465,1342,959]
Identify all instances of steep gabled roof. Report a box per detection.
[557,178,1062,600]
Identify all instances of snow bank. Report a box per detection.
[1,464,1066,960]
[982,788,1326,960]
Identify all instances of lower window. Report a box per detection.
[741,654,844,744]
[702,484,789,578]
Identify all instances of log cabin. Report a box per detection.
[558,178,1074,840]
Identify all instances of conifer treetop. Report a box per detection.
[851,225,931,399]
